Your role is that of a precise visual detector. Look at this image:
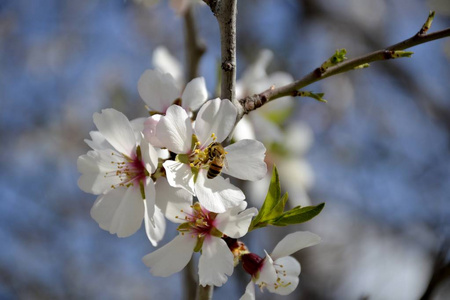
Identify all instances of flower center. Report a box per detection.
[177,203,218,237]
[107,146,149,189]
[187,134,227,176]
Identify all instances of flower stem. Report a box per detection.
[196,285,214,300]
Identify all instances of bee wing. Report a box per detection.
[223,156,229,171]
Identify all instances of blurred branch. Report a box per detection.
[239,12,450,117]
[204,0,240,111]
[184,6,206,81]
[196,284,214,300]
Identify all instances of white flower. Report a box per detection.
[77,109,191,245]
[138,69,207,114]
[235,49,294,144]
[142,201,257,287]
[149,98,267,213]
[240,231,321,299]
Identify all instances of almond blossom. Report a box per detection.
[240,231,321,299]
[138,68,207,115]
[146,98,267,213]
[77,108,191,245]
[142,201,257,287]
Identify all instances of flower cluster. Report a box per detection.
[77,67,321,298]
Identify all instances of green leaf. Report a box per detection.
[391,51,414,58]
[265,192,289,220]
[297,91,327,103]
[251,166,281,226]
[321,48,347,70]
[271,203,325,226]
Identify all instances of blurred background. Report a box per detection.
[1,0,449,299]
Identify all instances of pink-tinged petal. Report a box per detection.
[266,256,300,295]
[140,139,158,174]
[84,131,111,151]
[142,234,196,277]
[154,177,193,223]
[77,150,123,195]
[215,202,257,239]
[270,231,321,261]
[143,115,166,148]
[198,237,234,287]
[137,69,180,113]
[144,204,166,247]
[181,77,208,111]
[239,281,256,300]
[93,109,136,156]
[90,186,144,237]
[195,171,245,213]
[163,160,195,195]
[156,105,192,153]
[223,139,267,181]
[195,98,237,146]
[256,252,277,284]
[152,46,183,85]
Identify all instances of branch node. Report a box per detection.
[221,60,234,72]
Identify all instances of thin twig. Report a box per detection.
[238,14,450,118]
[184,6,206,81]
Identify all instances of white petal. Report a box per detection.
[137,69,180,113]
[195,98,237,146]
[152,46,183,85]
[232,116,255,141]
[77,150,123,195]
[130,117,147,143]
[198,237,234,287]
[256,253,277,285]
[144,203,166,247]
[142,234,196,277]
[85,131,111,151]
[156,105,192,153]
[163,160,195,195]
[195,171,245,213]
[266,256,300,295]
[223,139,267,181]
[181,77,208,111]
[249,112,284,144]
[270,231,321,261]
[215,202,257,238]
[93,108,136,156]
[143,115,166,148]
[240,281,256,300]
[140,139,158,174]
[90,186,144,237]
[154,177,193,223]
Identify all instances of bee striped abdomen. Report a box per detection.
[207,161,223,179]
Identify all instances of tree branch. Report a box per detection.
[205,0,240,113]
[184,6,206,81]
[239,12,450,118]
[196,284,214,300]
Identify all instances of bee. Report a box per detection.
[207,142,227,179]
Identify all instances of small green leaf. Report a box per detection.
[265,192,289,220]
[391,51,414,58]
[251,166,281,226]
[354,63,370,70]
[297,91,327,103]
[271,203,325,226]
[321,49,347,70]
